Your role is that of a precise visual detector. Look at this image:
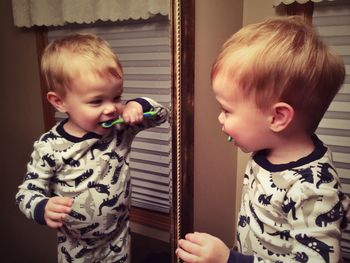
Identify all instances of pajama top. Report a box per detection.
[230,135,348,263]
[16,98,169,263]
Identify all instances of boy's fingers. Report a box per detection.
[47,203,72,214]
[45,211,66,229]
[178,239,201,255]
[46,210,68,221]
[51,196,74,206]
[176,248,198,263]
[185,232,206,244]
[123,112,143,124]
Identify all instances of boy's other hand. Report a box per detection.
[44,196,73,228]
[122,101,144,125]
[176,232,230,263]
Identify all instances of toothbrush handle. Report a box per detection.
[115,110,157,124]
[102,110,157,128]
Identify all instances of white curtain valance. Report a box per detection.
[274,0,336,6]
[11,0,169,28]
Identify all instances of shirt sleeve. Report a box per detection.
[283,164,344,263]
[126,97,169,132]
[227,250,254,263]
[15,138,56,225]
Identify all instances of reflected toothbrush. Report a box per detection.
[100,110,157,128]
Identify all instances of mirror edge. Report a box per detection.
[171,0,195,261]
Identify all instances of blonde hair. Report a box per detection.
[211,16,345,134]
[41,33,123,96]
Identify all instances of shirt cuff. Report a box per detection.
[34,199,49,225]
[126,98,152,112]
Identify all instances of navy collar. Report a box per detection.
[253,134,327,172]
[56,119,102,143]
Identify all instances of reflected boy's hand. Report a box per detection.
[122,101,144,125]
[44,196,73,229]
[176,232,230,263]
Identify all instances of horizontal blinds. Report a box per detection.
[313,1,350,259]
[48,17,172,213]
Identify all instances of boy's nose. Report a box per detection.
[103,103,117,115]
[218,112,224,124]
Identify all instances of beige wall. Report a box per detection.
[1,0,57,262]
[193,0,277,247]
[194,0,243,247]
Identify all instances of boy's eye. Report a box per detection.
[88,99,102,105]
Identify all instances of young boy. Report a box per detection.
[177,16,349,263]
[16,33,169,263]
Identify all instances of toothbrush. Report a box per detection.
[100,110,157,128]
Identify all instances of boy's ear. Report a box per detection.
[47,91,66,113]
[269,102,294,132]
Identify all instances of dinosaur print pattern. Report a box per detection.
[282,196,298,221]
[74,169,94,187]
[98,193,122,216]
[315,201,344,227]
[16,98,169,263]
[258,194,272,206]
[316,163,336,189]
[295,234,334,263]
[236,135,347,263]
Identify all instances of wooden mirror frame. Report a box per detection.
[35,1,194,262]
[171,1,195,261]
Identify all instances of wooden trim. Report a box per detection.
[170,1,195,261]
[178,0,195,238]
[35,28,56,132]
[130,207,171,231]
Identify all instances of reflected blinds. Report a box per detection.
[48,17,172,213]
[313,1,350,258]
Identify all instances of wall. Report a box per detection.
[193,0,277,247]
[1,0,57,262]
[194,0,243,246]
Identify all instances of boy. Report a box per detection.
[177,16,349,263]
[16,33,169,262]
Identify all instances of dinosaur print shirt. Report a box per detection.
[235,135,348,263]
[16,98,169,263]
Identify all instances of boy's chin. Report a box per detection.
[95,127,112,136]
[237,145,253,153]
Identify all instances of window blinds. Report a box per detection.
[313,1,350,259]
[48,17,172,213]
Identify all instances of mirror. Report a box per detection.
[30,0,194,262]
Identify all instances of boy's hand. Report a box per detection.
[44,196,73,228]
[122,101,144,125]
[176,232,230,263]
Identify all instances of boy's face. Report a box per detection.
[59,71,124,137]
[212,73,273,153]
